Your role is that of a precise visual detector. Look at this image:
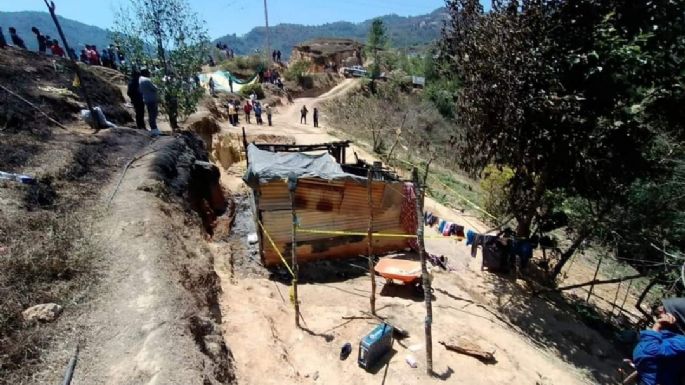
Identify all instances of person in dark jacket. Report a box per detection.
[9,27,26,49]
[313,107,319,128]
[0,27,7,49]
[31,27,46,54]
[633,312,685,385]
[127,70,146,130]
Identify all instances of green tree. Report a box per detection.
[113,0,209,130]
[366,19,388,79]
[439,0,685,282]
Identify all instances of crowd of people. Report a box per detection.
[0,26,71,58]
[215,42,234,60]
[225,92,272,128]
[79,44,125,69]
[0,25,124,69]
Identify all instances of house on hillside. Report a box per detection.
[243,142,413,267]
[290,38,363,72]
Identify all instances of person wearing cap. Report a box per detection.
[633,309,685,385]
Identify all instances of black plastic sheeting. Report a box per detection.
[243,144,364,187]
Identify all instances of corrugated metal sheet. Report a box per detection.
[255,178,409,266]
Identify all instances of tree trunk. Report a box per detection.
[288,177,300,328]
[635,275,660,320]
[549,228,591,281]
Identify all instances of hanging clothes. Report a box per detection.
[438,219,446,233]
[442,221,453,236]
[401,182,419,251]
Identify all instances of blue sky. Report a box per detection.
[2,0,450,39]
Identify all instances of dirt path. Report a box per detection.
[211,80,623,385]
[29,133,233,385]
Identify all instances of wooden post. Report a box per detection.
[412,167,433,375]
[287,173,300,328]
[367,168,376,315]
[43,1,100,129]
[618,279,633,316]
[586,253,604,303]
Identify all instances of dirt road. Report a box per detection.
[211,80,624,385]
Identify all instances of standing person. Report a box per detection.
[277,50,282,62]
[139,68,160,137]
[107,45,117,69]
[243,101,252,124]
[9,27,26,49]
[208,77,216,96]
[101,48,111,67]
[116,45,126,66]
[79,49,88,63]
[232,101,240,125]
[300,105,308,124]
[92,45,101,65]
[265,104,272,126]
[50,40,65,58]
[272,50,277,62]
[313,107,319,128]
[228,77,233,93]
[254,102,263,125]
[127,69,146,130]
[31,27,46,54]
[226,101,235,126]
[0,27,7,49]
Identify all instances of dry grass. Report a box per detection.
[0,210,97,374]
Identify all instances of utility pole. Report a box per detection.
[263,0,271,63]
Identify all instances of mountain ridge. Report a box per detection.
[215,7,447,58]
[0,8,447,59]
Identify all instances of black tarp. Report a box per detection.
[243,144,364,187]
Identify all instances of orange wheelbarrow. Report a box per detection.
[374,258,428,290]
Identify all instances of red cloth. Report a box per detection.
[51,44,65,57]
[400,182,419,251]
[243,103,252,113]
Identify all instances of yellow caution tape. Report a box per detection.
[296,227,463,241]
[257,219,295,277]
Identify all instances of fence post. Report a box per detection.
[412,167,433,375]
[367,168,376,315]
[288,173,300,328]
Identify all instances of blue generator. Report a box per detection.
[358,323,394,370]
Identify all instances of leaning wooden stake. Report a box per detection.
[412,167,433,375]
[44,0,100,129]
[367,168,377,315]
[288,173,300,328]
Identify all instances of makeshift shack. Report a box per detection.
[243,143,411,266]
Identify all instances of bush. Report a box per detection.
[480,164,514,222]
[221,55,265,76]
[239,83,265,99]
[284,60,310,84]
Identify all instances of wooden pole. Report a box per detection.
[586,253,605,303]
[367,168,376,315]
[288,173,300,328]
[412,167,433,375]
[618,279,633,316]
[43,0,100,129]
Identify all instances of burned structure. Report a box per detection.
[243,141,411,266]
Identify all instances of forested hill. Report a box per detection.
[214,7,447,58]
[0,11,112,51]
